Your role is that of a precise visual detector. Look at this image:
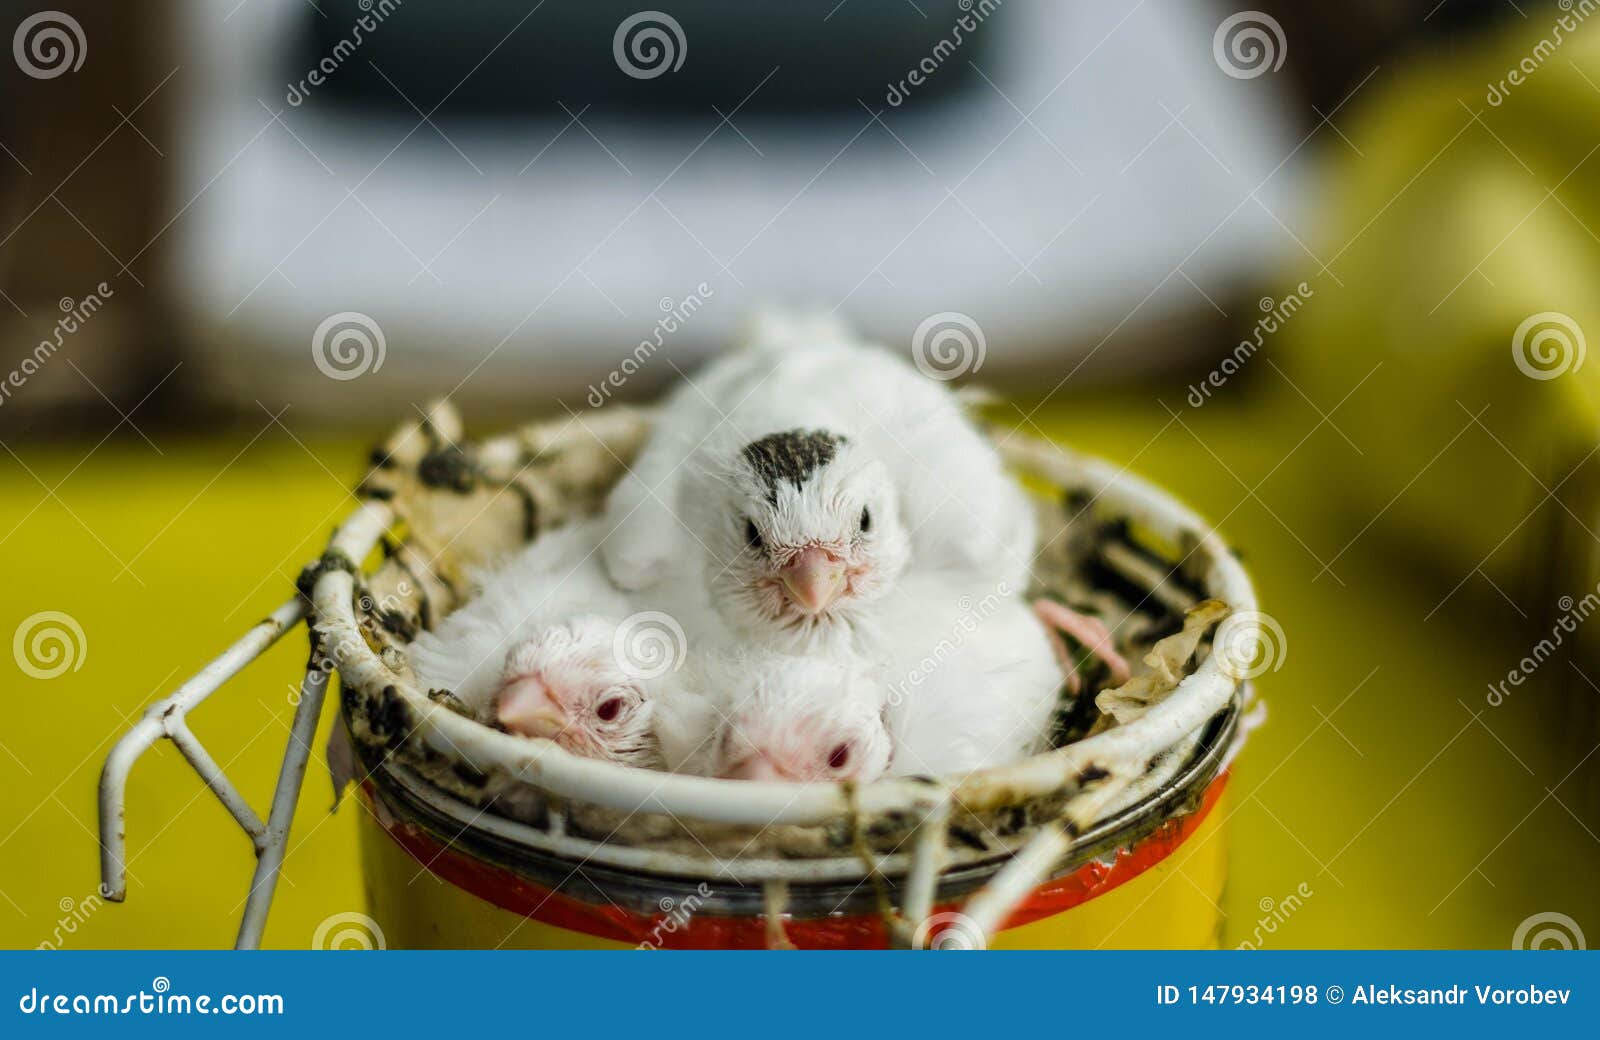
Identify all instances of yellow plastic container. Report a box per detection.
[355,718,1234,950]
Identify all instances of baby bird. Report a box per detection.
[601,313,1035,653]
[495,618,656,766]
[700,427,912,652]
[604,422,912,656]
[405,519,708,766]
[707,653,893,783]
[406,519,630,710]
[876,573,1063,777]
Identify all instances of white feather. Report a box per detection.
[601,311,1036,598]
[406,521,633,711]
[405,518,727,767]
[875,573,1061,777]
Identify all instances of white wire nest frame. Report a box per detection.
[97,404,1257,950]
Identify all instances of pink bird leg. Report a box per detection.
[1033,599,1132,694]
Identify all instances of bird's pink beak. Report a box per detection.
[724,754,785,782]
[779,546,846,614]
[495,676,567,739]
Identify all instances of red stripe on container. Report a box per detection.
[367,771,1227,949]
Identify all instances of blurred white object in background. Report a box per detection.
[174,0,1304,416]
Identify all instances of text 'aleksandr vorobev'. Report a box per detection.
[1349,984,1570,1005]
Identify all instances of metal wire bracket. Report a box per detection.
[96,502,393,950]
[96,595,326,949]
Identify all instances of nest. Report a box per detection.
[307,400,1256,899]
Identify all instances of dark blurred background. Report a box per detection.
[3,0,1500,429]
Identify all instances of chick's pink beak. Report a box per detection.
[779,546,846,614]
[724,754,785,782]
[495,676,567,739]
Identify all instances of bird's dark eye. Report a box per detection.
[744,518,764,551]
[859,507,871,533]
[827,742,852,770]
[596,697,625,722]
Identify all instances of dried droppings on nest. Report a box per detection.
[1075,764,1110,785]
[948,825,989,852]
[998,805,1028,835]
[502,479,540,541]
[367,685,414,751]
[867,809,918,837]
[1063,488,1094,518]
[418,445,478,493]
[295,549,360,605]
[372,607,416,642]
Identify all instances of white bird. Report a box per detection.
[494,619,659,766]
[696,572,1062,782]
[874,572,1064,777]
[706,651,894,783]
[404,519,715,767]
[406,519,632,711]
[600,313,1036,654]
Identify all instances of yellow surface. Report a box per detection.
[3,391,1598,949]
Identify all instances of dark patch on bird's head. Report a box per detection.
[739,429,847,504]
